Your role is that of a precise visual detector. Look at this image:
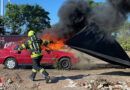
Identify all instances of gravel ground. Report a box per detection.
[0,64,130,90]
[0,50,130,90]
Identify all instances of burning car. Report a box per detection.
[0,42,79,69]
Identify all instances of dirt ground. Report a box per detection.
[0,49,130,90]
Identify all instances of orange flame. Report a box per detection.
[19,31,67,50]
[41,33,67,50]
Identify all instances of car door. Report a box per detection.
[41,51,55,64]
[13,45,31,64]
[20,50,32,63]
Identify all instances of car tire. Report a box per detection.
[4,58,18,69]
[59,57,72,70]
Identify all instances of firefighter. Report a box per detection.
[17,30,53,83]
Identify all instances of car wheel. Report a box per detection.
[5,58,17,69]
[59,57,72,70]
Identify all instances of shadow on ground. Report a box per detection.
[100,71,130,76]
[32,74,88,83]
[50,74,88,83]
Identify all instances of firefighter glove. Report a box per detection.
[16,51,21,54]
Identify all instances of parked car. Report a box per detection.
[0,42,79,69]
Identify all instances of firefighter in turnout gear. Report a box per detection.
[17,30,53,83]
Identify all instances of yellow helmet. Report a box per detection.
[28,30,35,37]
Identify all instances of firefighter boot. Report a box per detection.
[45,76,50,83]
[42,70,50,83]
[29,72,36,81]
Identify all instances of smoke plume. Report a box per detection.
[108,0,130,14]
[48,0,130,39]
[50,0,91,39]
[92,0,130,32]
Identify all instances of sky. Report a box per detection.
[0,0,105,25]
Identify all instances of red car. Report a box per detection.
[0,42,79,69]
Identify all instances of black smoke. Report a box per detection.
[92,0,130,33]
[52,0,91,39]
[58,0,90,31]
[108,0,130,14]
[50,0,130,39]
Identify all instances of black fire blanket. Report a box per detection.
[66,23,130,67]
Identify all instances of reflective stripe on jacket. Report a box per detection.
[18,35,51,58]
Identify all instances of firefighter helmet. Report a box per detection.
[28,30,35,37]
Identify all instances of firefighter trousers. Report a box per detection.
[31,55,49,77]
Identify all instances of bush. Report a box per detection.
[120,41,130,51]
[54,58,62,70]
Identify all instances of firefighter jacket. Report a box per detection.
[18,35,52,58]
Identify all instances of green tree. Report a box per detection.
[22,4,51,34]
[87,0,97,7]
[86,0,102,7]
[116,21,130,51]
[0,17,5,35]
[117,21,130,39]
[3,4,50,35]
[51,24,56,28]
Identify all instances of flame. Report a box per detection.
[41,33,67,50]
[19,31,67,50]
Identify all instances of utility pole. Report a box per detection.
[0,0,5,35]
[1,0,4,16]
